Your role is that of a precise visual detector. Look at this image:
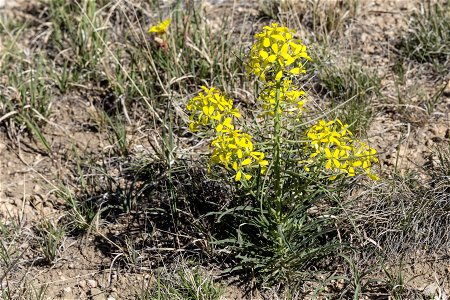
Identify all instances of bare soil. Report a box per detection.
[1,0,450,299]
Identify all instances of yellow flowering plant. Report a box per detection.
[186,22,378,199]
[186,86,241,132]
[184,22,379,283]
[247,23,311,82]
[305,119,379,180]
[148,18,172,51]
[211,129,268,181]
[187,87,267,182]
[258,79,306,116]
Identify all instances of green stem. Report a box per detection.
[273,79,282,221]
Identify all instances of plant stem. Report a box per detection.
[273,80,282,221]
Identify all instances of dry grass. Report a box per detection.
[0,0,449,299]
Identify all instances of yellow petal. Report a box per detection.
[275,70,283,81]
[368,173,379,180]
[353,160,362,167]
[259,50,269,59]
[148,18,172,34]
[333,158,340,168]
[348,167,355,176]
[259,160,269,166]
[290,67,301,75]
[241,158,252,166]
[267,55,277,63]
[271,43,279,53]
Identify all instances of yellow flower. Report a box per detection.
[247,23,311,81]
[305,119,379,180]
[186,86,240,132]
[211,130,268,182]
[148,18,172,34]
[186,86,267,182]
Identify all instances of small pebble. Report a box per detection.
[443,80,450,97]
[14,198,22,207]
[33,184,41,193]
[0,142,6,153]
[87,279,98,288]
[42,207,52,216]
[78,280,87,289]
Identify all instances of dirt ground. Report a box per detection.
[1,0,450,299]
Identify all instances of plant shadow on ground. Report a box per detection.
[61,156,238,270]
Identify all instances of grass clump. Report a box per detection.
[398,0,450,71]
[0,220,23,286]
[278,0,359,42]
[34,220,65,265]
[48,0,108,78]
[349,145,450,259]
[0,47,52,150]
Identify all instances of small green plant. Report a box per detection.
[398,0,450,71]
[34,220,65,265]
[26,284,48,300]
[105,114,130,156]
[0,46,52,150]
[184,23,379,286]
[119,4,244,106]
[0,220,23,290]
[58,185,100,235]
[383,265,406,300]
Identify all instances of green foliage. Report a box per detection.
[279,0,359,42]
[34,220,65,265]
[0,220,22,285]
[398,0,450,70]
[109,2,244,113]
[57,184,100,235]
[0,46,52,150]
[184,23,380,287]
[105,114,130,157]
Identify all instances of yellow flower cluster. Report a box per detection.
[148,18,172,35]
[187,87,268,182]
[305,119,379,180]
[211,130,268,181]
[186,86,240,132]
[247,23,311,82]
[258,79,306,116]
